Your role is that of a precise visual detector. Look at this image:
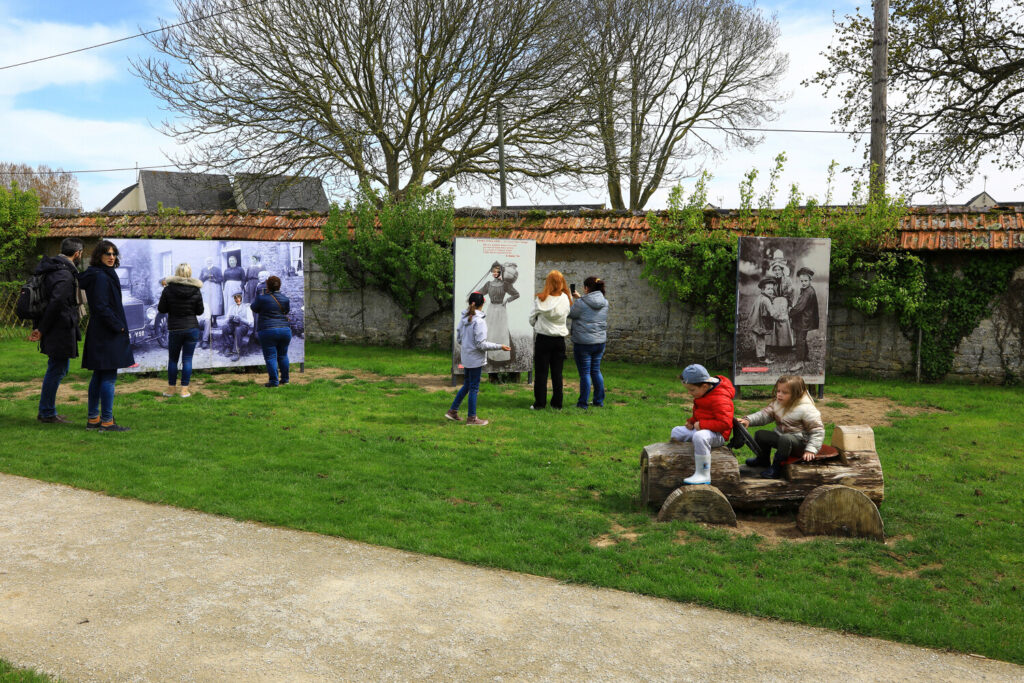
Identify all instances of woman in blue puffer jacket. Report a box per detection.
[445,292,510,426]
[568,276,609,409]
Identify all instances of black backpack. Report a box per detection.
[15,272,48,321]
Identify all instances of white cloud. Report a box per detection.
[0,106,177,209]
[0,19,131,96]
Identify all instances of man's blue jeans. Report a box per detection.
[450,366,482,417]
[259,327,292,385]
[87,369,118,423]
[38,356,69,418]
[573,342,606,408]
[167,327,201,386]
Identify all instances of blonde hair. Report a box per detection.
[175,263,192,278]
[774,374,810,412]
[537,269,571,302]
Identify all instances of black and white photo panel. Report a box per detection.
[107,238,305,373]
[452,238,536,374]
[733,237,830,386]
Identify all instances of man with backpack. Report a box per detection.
[27,238,85,423]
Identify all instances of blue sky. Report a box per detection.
[0,0,1013,210]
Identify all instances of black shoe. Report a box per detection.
[38,414,71,424]
[280,380,289,385]
[86,420,101,430]
[98,422,129,432]
[759,467,782,479]
[745,456,769,468]
[264,382,279,387]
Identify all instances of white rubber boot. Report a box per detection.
[684,453,712,485]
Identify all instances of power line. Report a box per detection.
[3,164,177,176]
[0,0,272,71]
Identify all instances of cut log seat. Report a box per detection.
[641,442,885,512]
[640,442,739,509]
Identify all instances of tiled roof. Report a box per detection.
[37,207,1024,250]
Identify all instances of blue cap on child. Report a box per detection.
[680,364,718,385]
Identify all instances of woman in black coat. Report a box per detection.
[78,240,135,432]
[157,263,204,397]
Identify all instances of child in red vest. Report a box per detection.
[670,364,735,485]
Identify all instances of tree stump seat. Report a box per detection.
[640,426,885,513]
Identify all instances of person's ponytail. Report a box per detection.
[466,291,485,321]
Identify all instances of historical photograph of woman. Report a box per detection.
[478,261,520,364]
[452,238,536,375]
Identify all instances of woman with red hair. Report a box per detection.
[529,270,572,409]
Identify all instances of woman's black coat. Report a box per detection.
[157,277,204,330]
[78,265,136,371]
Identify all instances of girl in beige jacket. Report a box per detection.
[737,375,825,479]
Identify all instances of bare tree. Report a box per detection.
[572,0,788,211]
[0,163,81,208]
[808,0,1024,196]
[134,0,591,200]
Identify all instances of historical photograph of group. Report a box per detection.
[108,238,305,373]
[733,236,831,386]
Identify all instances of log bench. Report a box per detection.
[640,425,885,513]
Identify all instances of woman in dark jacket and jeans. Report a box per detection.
[250,275,291,387]
[157,263,204,397]
[78,240,135,431]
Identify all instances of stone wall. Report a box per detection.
[304,243,1024,382]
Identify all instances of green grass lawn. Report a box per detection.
[0,660,55,682]
[1,340,1022,664]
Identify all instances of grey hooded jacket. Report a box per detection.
[456,309,503,368]
[568,291,608,345]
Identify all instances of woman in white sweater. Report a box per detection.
[529,270,572,409]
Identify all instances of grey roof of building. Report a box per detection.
[235,174,329,212]
[141,170,235,211]
[101,183,138,212]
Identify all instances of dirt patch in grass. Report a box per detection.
[869,562,943,579]
[590,523,640,548]
[1,368,524,400]
[730,396,945,428]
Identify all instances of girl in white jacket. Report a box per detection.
[737,375,825,479]
[529,270,572,409]
[446,292,510,426]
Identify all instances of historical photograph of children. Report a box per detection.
[452,238,536,374]
[733,236,830,386]
[108,238,305,373]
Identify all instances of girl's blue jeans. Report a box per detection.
[87,369,118,423]
[450,366,482,417]
[167,327,201,386]
[572,342,606,408]
[259,327,292,385]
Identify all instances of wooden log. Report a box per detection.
[797,485,884,540]
[640,442,740,509]
[657,485,736,526]
[831,425,875,452]
[722,451,885,511]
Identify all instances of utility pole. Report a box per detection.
[497,103,507,208]
[869,0,888,202]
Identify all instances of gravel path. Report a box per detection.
[1,473,1020,682]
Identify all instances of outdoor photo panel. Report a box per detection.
[733,236,830,386]
[452,238,536,374]
[108,238,305,373]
